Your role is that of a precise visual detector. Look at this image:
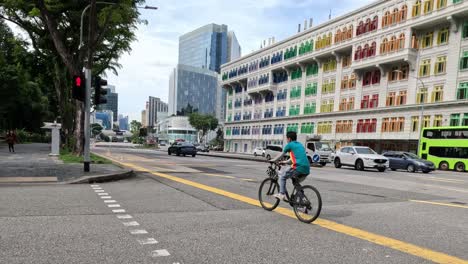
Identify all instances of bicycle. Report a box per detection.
[258,162,322,223]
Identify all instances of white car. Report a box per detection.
[253,147,265,157]
[333,146,388,172]
[265,145,283,160]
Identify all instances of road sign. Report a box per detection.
[312,154,320,163]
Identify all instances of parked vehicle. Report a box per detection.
[334,146,388,172]
[383,151,435,173]
[196,145,209,152]
[253,147,265,157]
[297,135,333,166]
[265,145,283,160]
[168,142,197,157]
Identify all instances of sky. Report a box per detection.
[8,0,375,122]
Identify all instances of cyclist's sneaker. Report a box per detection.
[273,193,286,200]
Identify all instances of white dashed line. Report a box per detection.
[108,204,121,208]
[104,200,117,203]
[90,185,100,187]
[95,190,105,193]
[100,196,112,199]
[123,221,140,226]
[117,214,132,219]
[97,193,109,196]
[92,186,102,189]
[152,249,170,257]
[137,238,158,245]
[112,209,126,213]
[130,229,148,235]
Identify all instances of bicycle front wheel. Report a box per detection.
[258,178,280,211]
[293,185,322,223]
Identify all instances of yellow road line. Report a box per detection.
[410,200,468,209]
[204,173,236,179]
[100,154,468,264]
[240,178,256,182]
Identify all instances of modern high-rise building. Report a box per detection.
[95,111,113,130]
[221,0,468,154]
[169,64,218,116]
[99,85,118,122]
[171,24,241,119]
[118,115,129,131]
[145,96,169,129]
[141,109,147,127]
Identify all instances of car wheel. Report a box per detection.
[355,159,364,171]
[320,162,327,167]
[377,167,386,172]
[254,153,257,157]
[192,154,196,157]
[262,153,265,157]
[422,170,430,174]
[439,161,449,171]
[266,154,271,160]
[391,168,396,171]
[183,154,186,157]
[407,164,416,173]
[168,150,171,155]
[454,162,465,172]
[334,158,342,168]
[176,150,181,156]
[308,157,312,165]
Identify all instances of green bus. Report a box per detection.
[419,126,468,172]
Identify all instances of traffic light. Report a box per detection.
[94,76,108,105]
[72,74,85,101]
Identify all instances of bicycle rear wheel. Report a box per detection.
[293,185,322,223]
[258,178,280,211]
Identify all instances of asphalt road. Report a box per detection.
[1,146,467,264]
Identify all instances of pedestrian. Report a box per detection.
[6,130,17,153]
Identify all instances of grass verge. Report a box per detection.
[59,150,112,164]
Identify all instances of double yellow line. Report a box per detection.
[99,153,468,264]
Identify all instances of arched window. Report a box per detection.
[372,16,379,30]
[348,25,353,39]
[357,21,364,35]
[398,33,405,49]
[400,5,408,21]
[383,11,391,27]
[365,18,371,33]
[413,0,422,17]
[328,33,333,46]
[372,70,381,84]
[392,8,399,24]
[316,36,322,49]
[335,29,342,43]
[390,36,397,51]
[355,46,362,60]
[350,74,356,88]
[380,38,388,54]
[370,42,376,57]
[363,44,370,58]
[342,76,349,89]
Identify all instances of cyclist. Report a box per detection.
[272,131,310,200]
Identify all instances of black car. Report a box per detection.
[168,142,197,157]
[383,151,435,173]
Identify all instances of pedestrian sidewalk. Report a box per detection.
[0,143,133,183]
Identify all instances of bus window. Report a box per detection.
[422,142,426,151]
[429,147,468,159]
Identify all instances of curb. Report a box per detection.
[63,170,135,184]
[197,152,267,163]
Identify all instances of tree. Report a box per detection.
[91,123,103,136]
[188,113,218,143]
[0,0,145,153]
[130,120,141,134]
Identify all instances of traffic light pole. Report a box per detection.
[84,68,92,172]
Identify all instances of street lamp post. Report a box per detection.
[393,70,425,154]
[79,3,157,172]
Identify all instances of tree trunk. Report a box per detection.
[74,102,84,155]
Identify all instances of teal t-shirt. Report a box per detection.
[283,141,310,175]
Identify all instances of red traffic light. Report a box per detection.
[74,76,82,87]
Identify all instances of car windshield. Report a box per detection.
[182,143,194,147]
[355,147,375,154]
[315,142,331,151]
[404,152,419,159]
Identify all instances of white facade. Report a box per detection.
[221,0,468,154]
[156,116,198,143]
